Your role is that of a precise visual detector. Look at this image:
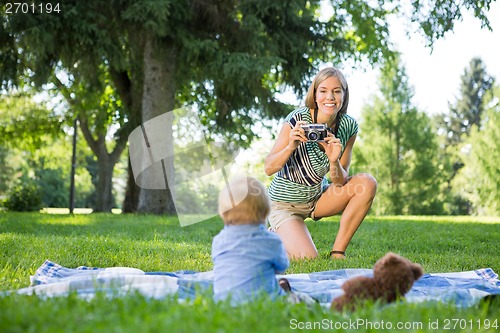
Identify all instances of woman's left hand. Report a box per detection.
[320,133,342,163]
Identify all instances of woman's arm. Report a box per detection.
[264,121,306,176]
[325,134,357,186]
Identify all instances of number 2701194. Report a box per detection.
[5,2,61,14]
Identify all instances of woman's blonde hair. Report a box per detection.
[304,67,349,117]
[218,176,270,225]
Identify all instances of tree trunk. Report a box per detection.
[111,40,144,213]
[111,29,144,214]
[136,34,177,215]
[94,154,115,212]
[122,155,140,213]
[78,116,126,213]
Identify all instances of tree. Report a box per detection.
[0,92,62,150]
[434,57,495,213]
[0,92,95,210]
[2,2,142,212]
[51,68,130,212]
[410,0,493,45]
[439,57,495,146]
[354,56,443,215]
[0,92,63,208]
[1,0,495,214]
[452,85,500,215]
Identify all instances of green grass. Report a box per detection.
[1,212,499,332]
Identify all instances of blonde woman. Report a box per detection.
[265,67,377,260]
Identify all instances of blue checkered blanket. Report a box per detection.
[11,260,500,307]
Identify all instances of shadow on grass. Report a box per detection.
[0,212,222,242]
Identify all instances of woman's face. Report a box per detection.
[315,76,344,119]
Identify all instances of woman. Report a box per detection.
[264,67,377,259]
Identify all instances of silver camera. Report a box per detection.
[301,123,328,141]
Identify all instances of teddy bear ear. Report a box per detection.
[411,263,424,279]
[381,252,401,265]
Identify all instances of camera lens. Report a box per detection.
[308,132,318,141]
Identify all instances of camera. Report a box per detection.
[301,124,328,141]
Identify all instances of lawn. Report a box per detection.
[0,212,499,332]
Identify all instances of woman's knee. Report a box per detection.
[276,220,318,259]
[353,173,377,198]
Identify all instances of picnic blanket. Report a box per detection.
[10,260,500,308]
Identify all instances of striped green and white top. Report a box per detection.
[268,107,358,203]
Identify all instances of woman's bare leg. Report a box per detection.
[275,218,318,259]
[313,173,377,256]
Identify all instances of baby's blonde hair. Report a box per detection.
[218,176,270,225]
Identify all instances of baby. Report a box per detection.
[212,176,289,304]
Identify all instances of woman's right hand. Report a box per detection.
[265,121,306,176]
[288,121,307,149]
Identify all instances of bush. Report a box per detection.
[3,179,42,212]
[37,168,68,208]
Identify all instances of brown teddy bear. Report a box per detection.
[331,252,423,312]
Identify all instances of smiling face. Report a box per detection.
[305,67,350,122]
[315,76,344,120]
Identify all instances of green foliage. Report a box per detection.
[0,213,499,332]
[0,92,62,152]
[354,57,443,214]
[434,58,496,215]
[35,168,68,208]
[174,182,219,215]
[74,164,96,208]
[3,0,494,146]
[0,146,15,195]
[0,129,96,210]
[3,179,42,212]
[438,58,495,146]
[453,90,500,215]
[410,0,494,45]
[2,8,133,211]
[1,0,496,213]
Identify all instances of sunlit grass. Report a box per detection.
[371,215,500,224]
